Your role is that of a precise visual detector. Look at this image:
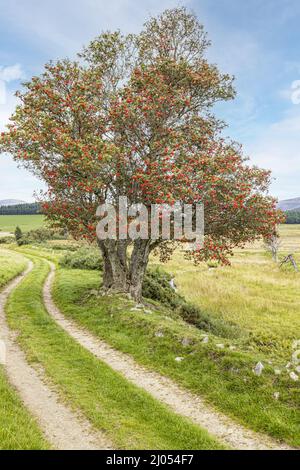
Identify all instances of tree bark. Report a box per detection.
[97,239,129,293]
[97,238,151,302]
[129,239,151,301]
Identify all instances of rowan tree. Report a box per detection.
[0,8,283,300]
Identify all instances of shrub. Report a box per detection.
[142,267,241,339]
[0,236,13,244]
[142,268,185,307]
[17,227,68,245]
[59,247,103,271]
[15,226,23,245]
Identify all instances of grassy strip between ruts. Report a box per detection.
[0,250,49,450]
[5,254,225,450]
[51,266,300,448]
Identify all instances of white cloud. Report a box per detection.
[0,64,24,105]
[0,0,185,55]
[248,109,300,174]
[0,64,24,82]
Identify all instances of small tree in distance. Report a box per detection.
[264,233,281,263]
[14,226,23,245]
[1,8,283,301]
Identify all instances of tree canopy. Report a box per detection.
[0,7,283,299]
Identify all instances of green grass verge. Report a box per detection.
[0,250,49,450]
[52,267,300,448]
[6,254,224,450]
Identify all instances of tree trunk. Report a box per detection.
[97,238,151,302]
[97,239,129,293]
[129,239,151,302]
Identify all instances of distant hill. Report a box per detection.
[278,198,300,212]
[0,199,26,207]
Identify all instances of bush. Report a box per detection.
[0,236,13,244]
[142,267,241,338]
[15,226,23,245]
[142,268,185,307]
[17,227,68,245]
[59,247,103,271]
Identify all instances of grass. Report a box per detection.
[0,214,45,233]
[0,250,49,450]
[158,224,300,361]
[6,254,224,450]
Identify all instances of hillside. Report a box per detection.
[0,199,26,207]
[278,197,300,211]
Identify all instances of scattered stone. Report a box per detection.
[267,360,273,365]
[216,343,225,349]
[135,303,144,309]
[253,362,264,376]
[285,362,291,369]
[181,338,192,347]
[292,339,300,350]
[202,336,209,343]
[289,371,299,382]
[291,350,300,364]
[155,331,164,338]
[295,365,300,374]
[169,278,177,291]
[130,307,141,312]
[230,367,240,374]
[143,309,152,315]
[175,357,184,362]
[273,392,280,400]
[274,368,281,375]
[229,345,236,351]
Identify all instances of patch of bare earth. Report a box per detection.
[0,262,112,450]
[44,262,293,451]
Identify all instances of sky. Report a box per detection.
[0,0,300,202]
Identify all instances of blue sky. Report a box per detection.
[0,0,299,201]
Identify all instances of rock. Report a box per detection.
[169,278,177,291]
[253,362,264,376]
[289,371,299,382]
[295,365,300,374]
[143,309,152,315]
[285,362,291,369]
[155,331,164,338]
[274,368,281,375]
[229,345,236,351]
[216,343,225,349]
[202,336,209,343]
[135,303,144,309]
[292,339,300,350]
[175,357,184,362]
[130,307,141,312]
[273,392,280,400]
[291,350,300,364]
[181,338,192,347]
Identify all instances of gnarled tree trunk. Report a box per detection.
[97,238,151,302]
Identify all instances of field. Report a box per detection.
[159,225,300,361]
[0,217,299,449]
[0,214,45,233]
